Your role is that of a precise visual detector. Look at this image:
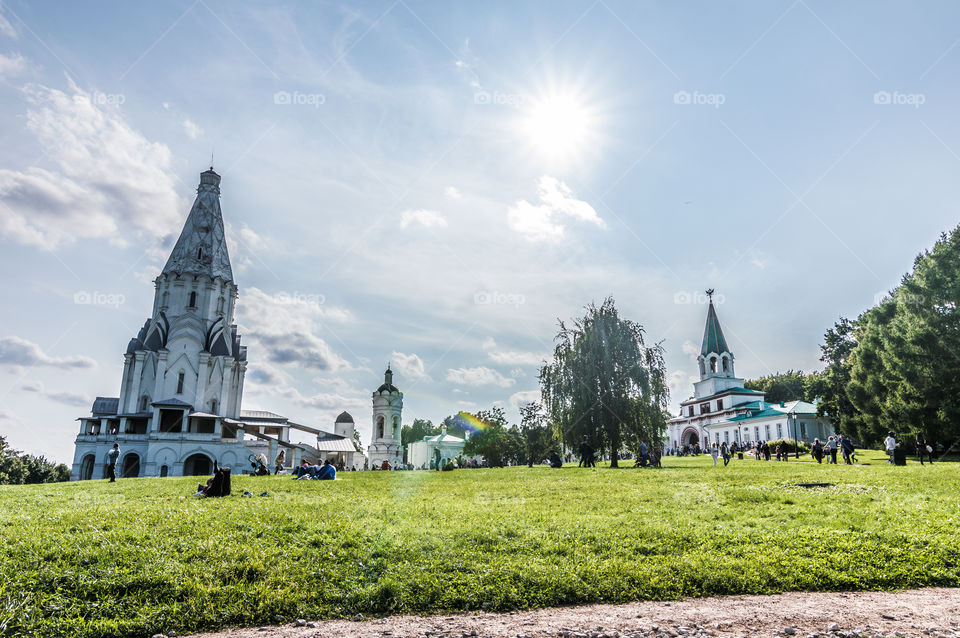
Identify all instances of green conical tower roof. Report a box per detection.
[700,298,730,356]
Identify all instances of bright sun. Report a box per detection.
[522,93,595,160]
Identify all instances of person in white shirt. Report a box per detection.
[884,432,897,464]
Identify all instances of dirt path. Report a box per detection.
[186,588,960,638]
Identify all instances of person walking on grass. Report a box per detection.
[840,434,854,464]
[107,443,120,482]
[762,440,771,461]
[812,438,824,464]
[884,432,897,464]
[916,435,934,465]
[720,440,730,466]
[827,436,839,465]
[579,436,595,468]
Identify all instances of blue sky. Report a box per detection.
[1,1,959,463]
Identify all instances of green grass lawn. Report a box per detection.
[1,451,958,637]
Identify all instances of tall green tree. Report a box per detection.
[517,402,556,467]
[400,418,441,448]
[835,225,960,449]
[0,437,70,484]
[461,407,520,466]
[807,317,863,438]
[439,414,468,439]
[744,370,813,404]
[539,297,669,467]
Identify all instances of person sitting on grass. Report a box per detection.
[316,459,336,480]
[549,450,563,468]
[293,459,312,479]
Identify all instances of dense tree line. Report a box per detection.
[460,406,557,467]
[810,225,960,450]
[744,370,816,404]
[0,437,70,484]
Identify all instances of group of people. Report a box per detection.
[883,432,937,465]
[291,459,337,480]
[810,435,856,464]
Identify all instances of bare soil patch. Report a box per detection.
[187,587,960,638]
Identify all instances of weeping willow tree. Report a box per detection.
[539,297,669,467]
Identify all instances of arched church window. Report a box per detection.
[722,357,729,372]
[140,395,149,411]
[377,415,385,439]
[161,291,169,308]
[176,371,185,394]
[160,465,169,477]
[217,295,224,314]
[197,247,203,260]
[210,399,218,414]
[188,291,197,308]
[710,357,717,373]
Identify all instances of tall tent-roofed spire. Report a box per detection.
[700,290,730,356]
[162,168,233,281]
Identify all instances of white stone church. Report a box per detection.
[71,168,401,479]
[666,292,834,450]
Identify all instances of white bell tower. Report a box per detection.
[367,365,403,468]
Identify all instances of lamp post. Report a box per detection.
[793,414,799,459]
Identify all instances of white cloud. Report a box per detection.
[0,11,16,39]
[681,339,700,361]
[444,186,461,199]
[668,370,697,404]
[0,336,96,369]
[235,287,350,372]
[508,389,540,410]
[0,79,180,248]
[225,222,269,274]
[46,390,92,407]
[182,119,202,139]
[750,253,769,270]
[446,366,515,388]
[481,336,546,367]
[20,380,43,392]
[0,52,25,78]
[507,175,605,242]
[400,208,447,229]
[390,351,430,382]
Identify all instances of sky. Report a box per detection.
[1,1,959,464]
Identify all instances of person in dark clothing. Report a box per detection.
[762,441,771,461]
[107,443,120,482]
[316,459,336,480]
[578,436,595,468]
[811,438,824,463]
[840,435,855,464]
[549,450,563,468]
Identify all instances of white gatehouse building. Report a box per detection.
[667,292,834,450]
[71,168,364,480]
